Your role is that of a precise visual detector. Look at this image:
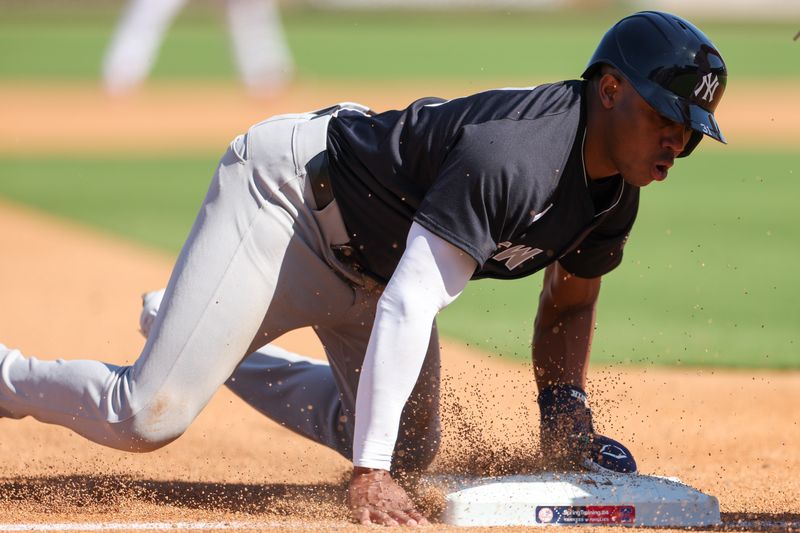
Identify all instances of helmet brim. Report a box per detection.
[634,75,726,145]
[687,102,726,144]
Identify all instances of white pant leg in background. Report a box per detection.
[102,0,187,94]
[226,0,294,94]
[103,0,294,95]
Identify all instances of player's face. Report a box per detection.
[612,87,692,188]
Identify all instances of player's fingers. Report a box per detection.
[387,509,416,526]
[406,509,430,526]
[353,506,372,525]
[370,509,399,526]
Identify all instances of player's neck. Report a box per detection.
[584,99,619,181]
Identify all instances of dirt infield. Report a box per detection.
[0,80,799,530]
[0,79,797,155]
[1,200,799,531]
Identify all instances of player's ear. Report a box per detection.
[597,70,622,110]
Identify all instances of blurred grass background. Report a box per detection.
[0,1,797,368]
[1,3,798,81]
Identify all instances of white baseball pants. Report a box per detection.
[0,111,440,472]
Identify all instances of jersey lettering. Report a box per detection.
[492,241,544,270]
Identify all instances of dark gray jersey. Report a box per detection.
[326,80,639,282]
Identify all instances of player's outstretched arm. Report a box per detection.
[532,263,638,474]
[348,222,476,526]
[532,262,601,389]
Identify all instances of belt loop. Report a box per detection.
[294,113,333,210]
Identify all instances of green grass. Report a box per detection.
[0,2,797,368]
[0,3,797,81]
[0,156,216,251]
[439,151,800,368]
[0,150,797,368]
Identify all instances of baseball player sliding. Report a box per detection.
[0,12,726,526]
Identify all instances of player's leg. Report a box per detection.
[102,0,187,94]
[134,272,441,471]
[222,323,441,474]
[0,142,280,449]
[0,115,323,452]
[190,275,441,472]
[225,0,294,94]
[135,256,361,458]
[139,291,353,457]
[313,304,442,475]
[225,344,352,457]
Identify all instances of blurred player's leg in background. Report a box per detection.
[226,0,294,95]
[102,0,293,96]
[102,0,187,95]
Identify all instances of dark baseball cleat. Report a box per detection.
[538,384,637,475]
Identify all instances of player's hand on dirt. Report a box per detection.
[347,467,430,527]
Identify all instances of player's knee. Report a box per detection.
[114,391,195,452]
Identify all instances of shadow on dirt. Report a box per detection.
[0,474,349,519]
[2,476,798,530]
[719,513,800,531]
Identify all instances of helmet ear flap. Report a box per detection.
[678,130,703,158]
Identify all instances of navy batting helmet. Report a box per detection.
[582,11,727,157]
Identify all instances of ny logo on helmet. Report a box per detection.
[694,73,720,103]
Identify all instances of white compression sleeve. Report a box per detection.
[353,222,477,470]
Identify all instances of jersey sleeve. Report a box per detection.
[558,186,640,279]
[413,123,551,266]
